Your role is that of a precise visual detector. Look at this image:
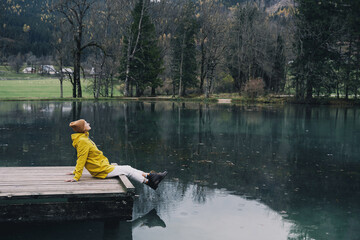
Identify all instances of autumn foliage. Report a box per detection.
[243,78,265,98]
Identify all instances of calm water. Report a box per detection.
[0,101,359,240]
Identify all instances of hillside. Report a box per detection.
[0,0,294,59]
[265,0,295,14]
[0,0,52,58]
[223,0,294,10]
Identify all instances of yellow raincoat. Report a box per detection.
[71,132,115,181]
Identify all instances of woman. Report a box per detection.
[66,119,167,190]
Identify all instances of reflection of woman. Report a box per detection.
[66,119,167,190]
[132,209,166,229]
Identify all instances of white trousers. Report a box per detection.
[106,165,145,183]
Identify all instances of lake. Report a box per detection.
[0,101,359,240]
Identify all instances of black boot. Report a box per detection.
[147,171,168,190]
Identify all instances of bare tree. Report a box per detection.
[226,3,281,94]
[86,0,132,98]
[197,0,228,98]
[8,53,24,73]
[53,18,73,98]
[50,0,104,98]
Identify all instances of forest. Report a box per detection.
[0,0,359,100]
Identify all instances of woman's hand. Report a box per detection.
[66,172,75,175]
[65,179,77,182]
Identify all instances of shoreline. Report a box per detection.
[0,96,359,106]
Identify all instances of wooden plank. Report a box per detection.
[0,184,124,192]
[0,170,79,175]
[110,163,135,193]
[0,166,136,199]
[119,175,135,193]
[0,166,136,222]
[0,172,84,176]
[0,180,124,188]
[0,166,74,172]
[0,178,120,184]
[0,167,109,175]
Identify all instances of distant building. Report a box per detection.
[39,65,57,74]
[22,67,35,74]
[61,68,73,74]
[90,67,95,75]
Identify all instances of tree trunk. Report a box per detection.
[182,86,186,96]
[345,38,353,100]
[209,69,214,95]
[178,33,186,97]
[93,70,97,98]
[345,85,349,100]
[74,48,81,98]
[306,78,313,100]
[95,73,100,99]
[135,83,143,97]
[205,65,215,98]
[72,77,77,98]
[60,80,63,98]
[110,75,114,98]
[59,59,64,98]
[75,25,82,98]
[130,82,133,97]
[237,30,242,93]
[124,42,132,97]
[355,88,357,99]
[172,79,176,97]
[205,76,209,98]
[200,38,206,93]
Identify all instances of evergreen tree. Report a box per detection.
[171,0,198,97]
[291,0,339,100]
[337,0,360,99]
[121,0,163,97]
[0,0,52,57]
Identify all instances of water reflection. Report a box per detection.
[0,208,165,240]
[133,185,295,240]
[1,185,296,240]
[132,209,166,229]
[103,209,166,240]
[0,101,359,239]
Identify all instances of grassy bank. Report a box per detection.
[0,71,359,106]
[0,75,121,99]
[0,67,124,98]
[1,81,359,106]
[0,78,77,98]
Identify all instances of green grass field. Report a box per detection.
[0,67,121,99]
[0,78,83,98]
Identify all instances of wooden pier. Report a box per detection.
[0,166,135,222]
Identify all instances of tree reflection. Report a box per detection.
[71,101,82,120]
